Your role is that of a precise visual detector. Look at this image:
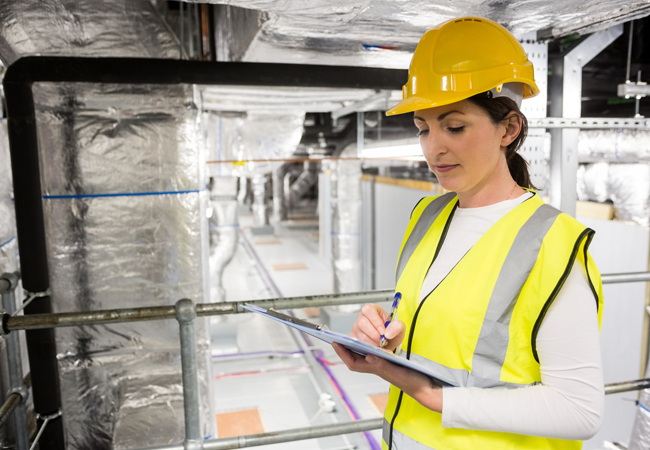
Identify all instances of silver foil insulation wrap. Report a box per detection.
[0,120,17,274]
[330,159,362,303]
[0,0,178,64]
[199,0,647,69]
[577,130,650,227]
[629,387,650,450]
[33,82,212,449]
[208,177,239,303]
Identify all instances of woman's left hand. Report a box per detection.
[332,343,443,413]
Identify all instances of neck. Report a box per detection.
[456,161,525,208]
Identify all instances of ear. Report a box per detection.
[501,112,522,147]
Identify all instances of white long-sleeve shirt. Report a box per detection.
[418,192,604,440]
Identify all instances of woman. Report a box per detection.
[332,17,604,450]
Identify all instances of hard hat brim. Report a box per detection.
[386,80,540,116]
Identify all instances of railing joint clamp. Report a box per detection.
[8,385,29,401]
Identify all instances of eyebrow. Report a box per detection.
[413,110,464,123]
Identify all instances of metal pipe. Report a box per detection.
[601,272,650,284]
[626,21,634,82]
[0,393,21,429]
[6,268,650,332]
[175,299,202,450]
[605,378,650,395]
[0,273,29,450]
[179,1,184,60]
[207,4,216,62]
[202,418,382,450]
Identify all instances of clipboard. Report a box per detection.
[241,304,457,387]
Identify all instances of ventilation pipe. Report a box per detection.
[330,156,363,302]
[252,174,270,226]
[208,176,239,303]
[288,161,319,207]
[272,163,292,222]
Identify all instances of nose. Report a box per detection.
[420,129,446,161]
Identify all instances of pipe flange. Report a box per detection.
[0,309,9,336]
[175,298,196,323]
[9,385,29,401]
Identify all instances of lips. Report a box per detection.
[435,164,458,173]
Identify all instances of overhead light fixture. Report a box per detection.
[361,143,423,159]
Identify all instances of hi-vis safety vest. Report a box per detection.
[383,192,603,450]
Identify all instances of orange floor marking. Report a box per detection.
[368,393,389,414]
[216,408,264,438]
[272,262,308,271]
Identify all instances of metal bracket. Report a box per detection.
[530,117,650,129]
[549,24,624,217]
[618,82,649,99]
[13,288,52,316]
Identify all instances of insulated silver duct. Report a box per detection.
[252,174,270,226]
[288,162,319,207]
[577,163,650,227]
[0,0,178,64]
[0,120,16,274]
[579,129,650,162]
[198,0,648,69]
[0,118,18,450]
[33,82,212,449]
[208,177,239,303]
[628,365,650,449]
[330,156,363,301]
[272,163,292,222]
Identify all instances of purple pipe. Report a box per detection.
[212,350,304,360]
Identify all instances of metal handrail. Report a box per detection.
[3,271,650,450]
[3,290,394,332]
[4,271,650,333]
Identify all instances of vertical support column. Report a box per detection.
[361,176,375,291]
[0,273,29,450]
[548,25,623,216]
[175,299,203,450]
[356,112,364,158]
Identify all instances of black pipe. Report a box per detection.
[2,56,405,450]
[207,4,216,62]
[4,56,406,89]
[3,69,64,450]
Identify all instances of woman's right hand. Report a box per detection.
[351,303,406,352]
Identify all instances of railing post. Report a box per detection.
[175,299,203,450]
[0,272,30,450]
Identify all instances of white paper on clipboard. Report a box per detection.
[241,304,457,387]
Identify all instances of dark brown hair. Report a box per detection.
[466,95,537,190]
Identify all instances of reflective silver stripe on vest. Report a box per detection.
[395,193,456,283]
[383,419,437,449]
[470,203,560,386]
[408,351,537,389]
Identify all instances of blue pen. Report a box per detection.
[380,292,402,348]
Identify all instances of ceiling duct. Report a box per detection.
[191,0,650,68]
[0,0,178,64]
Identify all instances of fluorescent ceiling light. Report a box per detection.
[362,144,423,159]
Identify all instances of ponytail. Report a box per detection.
[466,95,537,190]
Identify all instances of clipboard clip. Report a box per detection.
[266,308,323,331]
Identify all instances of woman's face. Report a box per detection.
[414,100,508,196]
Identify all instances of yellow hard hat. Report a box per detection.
[387,17,540,116]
